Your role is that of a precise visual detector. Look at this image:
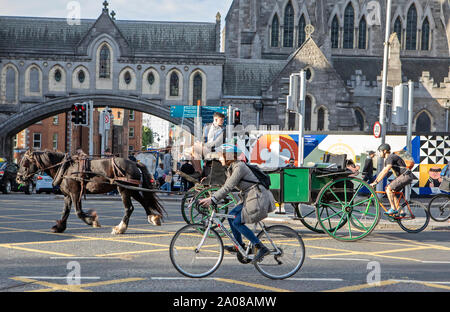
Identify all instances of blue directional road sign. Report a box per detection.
[170,105,228,125]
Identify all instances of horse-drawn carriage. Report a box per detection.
[183,153,383,242]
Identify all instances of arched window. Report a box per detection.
[124,71,132,85]
[416,111,431,132]
[305,96,312,131]
[54,69,62,82]
[283,2,295,47]
[421,18,430,51]
[358,17,367,49]
[271,15,280,47]
[5,67,16,102]
[78,70,85,83]
[343,3,355,49]
[170,72,179,97]
[317,107,325,131]
[355,109,365,131]
[99,45,111,78]
[29,68,40,93]
[394,17,402,44]
[406,4,417,50]
[298,15,307,47]
[147,72,155,85]
[193,73,203,106]
[331,16,339,48]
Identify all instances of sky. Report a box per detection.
[0,0,234,23]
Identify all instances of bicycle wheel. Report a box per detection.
[397,200,430,233]
[181,188,198,224]
[316,177,380,242]
[189,187,237,225]
[170,224,224,278]
[427,194,450,222]
[254,225,305,280]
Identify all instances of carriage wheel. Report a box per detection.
[294,203,346,234]
[316,177,380,242]
[189,186,238,226]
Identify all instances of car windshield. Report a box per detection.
[0,162,6,170]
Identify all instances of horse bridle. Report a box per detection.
[19,151,67,181]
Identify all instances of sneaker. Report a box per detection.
[251,243,270,264]
[384,208,399,216]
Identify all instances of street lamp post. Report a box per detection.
[376,0,392,192]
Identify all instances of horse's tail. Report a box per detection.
[136,162,166,218]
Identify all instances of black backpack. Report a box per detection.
[242,164,271,190]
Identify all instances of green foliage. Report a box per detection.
[142,126,154,149]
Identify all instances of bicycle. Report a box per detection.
[169,204,306,280]
[427,192,450,222]
[366,190,430,233]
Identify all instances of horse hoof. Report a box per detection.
[111,222,127,234]
[149,215,161,226]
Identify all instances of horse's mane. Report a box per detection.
[34,150,66,165]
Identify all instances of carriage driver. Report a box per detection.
[199,144,276,264]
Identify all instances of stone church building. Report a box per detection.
[222,0,450,133]
[0,0,449,158]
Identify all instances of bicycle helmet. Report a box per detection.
[377,143,391,152]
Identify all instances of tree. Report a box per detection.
[142,126,154,149]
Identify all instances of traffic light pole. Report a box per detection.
[89,100,94,157]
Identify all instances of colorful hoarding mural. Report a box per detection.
[236,132,449,196]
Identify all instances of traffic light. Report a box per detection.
[79,103,88,126]
[71,103,89,125]
[71,104,80,124]
[233,108,241,126]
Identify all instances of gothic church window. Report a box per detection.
[416,111,431,132]
[30,68,40,93]
[331,16,339,48]
[271,15,280,47]
[358,17,367,49]
[148,72,155,85]
[355,109,365,131]
[193,73,203,106]
[343,3,355,49]
[124,71,132,85]
[99,45,111,78]
[283,2,294,48]
[298,15,306,47]
[421,18,430,51]
[394,17,402,44]
[78,70,85,83]
[170,72,179,97]
[5,67,16,102]
[317,107,325,131]
[406,4,417,50]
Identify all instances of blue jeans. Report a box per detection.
[228,204,260,246]
[161,182,171,192]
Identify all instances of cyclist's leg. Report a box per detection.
[228,204,245,246]
[231,212,260,246]
[385,184,397,212]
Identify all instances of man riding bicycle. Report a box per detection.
[370,143,414,216]
[198,145,276,264]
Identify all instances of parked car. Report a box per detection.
[35,173,58,194]
[0,160,34,194]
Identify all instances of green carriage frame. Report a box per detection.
[268,167,380,241]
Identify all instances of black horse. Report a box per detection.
[16,150,165,234]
